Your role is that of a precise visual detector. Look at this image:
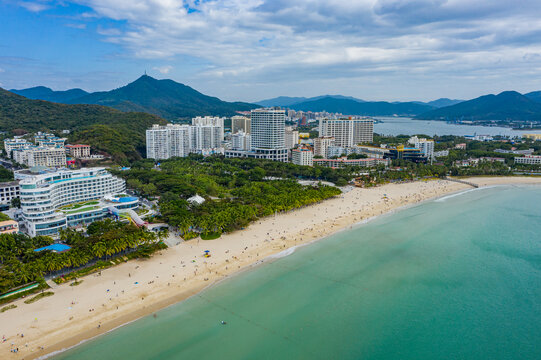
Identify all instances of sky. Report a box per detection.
[1,0,541,102]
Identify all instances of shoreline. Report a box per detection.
[2,176,540,359]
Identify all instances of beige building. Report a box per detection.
[318,118,373,147]
[66,144,91,158]
[0,220,18,234]
[285,128,299,149]
[28,147,66,168]
[291,147,313,166]
[314,136,335,157]
[231,115,251,134]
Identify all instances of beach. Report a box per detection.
[1,176,540,359]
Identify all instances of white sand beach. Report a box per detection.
[1,176,540,359]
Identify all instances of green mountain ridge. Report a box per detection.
[11,86,89,103]
[416,91,541,121]
[0,88,166,163]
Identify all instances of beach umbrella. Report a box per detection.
[204,250,210,253]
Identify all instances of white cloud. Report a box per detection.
[18,1,541,100]
[153,65,173,74]
[18,1,50,12]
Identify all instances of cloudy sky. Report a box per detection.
[1,0,541,102]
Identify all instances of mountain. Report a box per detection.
[256,95,364,107]
[64,75,256,120]
[0,88,166,163]
[524,91,541,103]
[416,91,541,121]
[10,86,89,103]
[426,98,464,108]
[289,96,434,116]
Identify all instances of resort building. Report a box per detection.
[0,220,18,234]
[35,133,66,148]
[291,147,313,166]
[386,145,426,162]
[66,144,91,158]
[313,136,335,158]
[19,167,136,236]
[514,155,541,165]
[408,136,435,159]
[27,147,67,168]
[0,181,20,205]
[231,116,251,134]
[318,118,374,147]
[313,157,389,169]
[4,138,31,157]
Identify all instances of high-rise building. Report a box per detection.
[27,147,67,168]
[318,118,373,147]
[250,108,288,162]
[19,168,135,236]
[146,124,192,160]
[231,116,251,134]
[408,136,434,159]
[192,116,225,127]
[285,127,299,149]
[191,125,224,151]
[291,147,313,166]
[314,136,335,157]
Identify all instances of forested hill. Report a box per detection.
[0,88,166,163]
[69,75,256,120]
[416,91,541,121]
[11,86,89,103]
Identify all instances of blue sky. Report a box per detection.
[2,0,541,102]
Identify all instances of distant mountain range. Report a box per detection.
[256,95,364,107]
[0,88,165,162]
[11,86,89,103]
[11,75,257,120]
[415,91,541,121]
[288,96,434,116]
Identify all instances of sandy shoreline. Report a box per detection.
[1,176,540,359]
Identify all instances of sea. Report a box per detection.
[54,185,541,360]
[373,117,541,137]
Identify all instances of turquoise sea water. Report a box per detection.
[55,185,541,360]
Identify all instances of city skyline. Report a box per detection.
[2,1,541,103]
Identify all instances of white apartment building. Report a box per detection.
[4,138,31,156]
[231,116,251,134]
[191,125,224,151]
[192,116,225,128]
[291,147,313,166]
[514,155,541,165]
[146,124,192,160]
[313,136,335,157]
[12,148,30,165]
[408,136,435,159]
[285,127,299,149]
[231,131,251,151]
[28,147,67,168]
[19,168,132,236]
[319,118,374,147]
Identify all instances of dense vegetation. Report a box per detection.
[0,88,166,163]
[0,220,159,294]
[0,166,14,182]
[11,86,89,103]
[116,156,343,236]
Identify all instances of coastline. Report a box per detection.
[1,176,540,359]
